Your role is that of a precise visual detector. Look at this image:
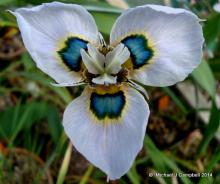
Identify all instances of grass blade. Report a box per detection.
[145,136,193,184]
[79,165,94,184]
[191,60,216,99]
[197,102,220,156]
[56,142,72,184]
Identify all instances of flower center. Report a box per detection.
[80,43,130,85]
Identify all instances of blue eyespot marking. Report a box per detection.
[90,91,126,120]
[58,37,88,72]
[121,35,153,69]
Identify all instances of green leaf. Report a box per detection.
[21,52,35,71]
[125,0,164,7]
[22,102,49,129]
[199,146,220,184]
[145,136,193,184]
[127,163,141,184]
[0,0,15,6]
[206,146,220,172]
[191,60,216,99]
[47,106,63,143]
[198,102,220,156]
[203,13,220,51]
[90,11,119,35]
[145,137,167,171]
[0,101,53,144]
[209,58,220,80]
[11,71,72,104]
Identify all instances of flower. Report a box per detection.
[214,1,220,12]
[11,2,204,180]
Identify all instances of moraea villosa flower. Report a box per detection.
[11,2,204,180]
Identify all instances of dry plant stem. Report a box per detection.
[66,175,102,184]
[0,47,25,60]
[56,141,72,184]
[0,61,21,77]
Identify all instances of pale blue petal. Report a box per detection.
[110,5,204,87]
[11,2,99,84]
[63,86,149,180]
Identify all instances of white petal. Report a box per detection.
[11,2,99,84]
[63,85,149,180]
[80,47,104,74]
[87,44,105,68]
[214,3,220,12]
[92,74,117,85]
[105,43,130,74]
[110,5,204,86]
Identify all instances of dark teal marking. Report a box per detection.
[58,37,88,72]
[90,91,125,120]
[121,35,153,69]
